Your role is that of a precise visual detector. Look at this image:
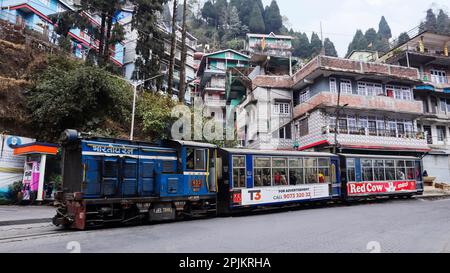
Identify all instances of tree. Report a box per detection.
[292,32,310,59]
[436,9,450,34]
[201,0,217,26]
[422,9,437,33]
[132,0,167,90]
[378,16,392,40]
[226,5,243,39]
[397,32,411,46]
[237,0,264,28]
[214,0,228,28]
[248,2,265,33]
[179,0,188,103]
[27,55,132,139]
[364,28,378,46]
[264,0,283,34]
[324,38,338,57]
[136,92,178,141]
[309,32,322,57]
[167,0,178,96]
[347,30,368,56]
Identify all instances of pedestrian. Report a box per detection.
[423,170,429,177]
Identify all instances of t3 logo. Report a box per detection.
[249,190,262,201]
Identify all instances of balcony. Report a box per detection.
[318,125,429,152]
[419,72,450,89]
[293,55,420,89]
[204,99,226,108]
[293,92,424,119]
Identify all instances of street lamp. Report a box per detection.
[129,74,164,141]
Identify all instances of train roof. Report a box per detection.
[221,148,336,157]
[170,140,218,149]
[339,154,420,160]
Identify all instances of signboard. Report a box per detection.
[347,181,417,196]
[234,184,330,206]
[0,135,35,195]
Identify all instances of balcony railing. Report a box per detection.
[322,126,426,140]
[420,73,450,85]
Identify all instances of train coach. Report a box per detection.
[52,130,424,230]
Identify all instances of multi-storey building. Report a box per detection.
[292,55,429,156]
[196,49,250,122]
[0,0,124,66]
[379,30,450,182]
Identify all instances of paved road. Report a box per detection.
[1,198,450,253]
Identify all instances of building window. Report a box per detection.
[278,125,292,139]
[340,79,353,94]
[232,156,246,188]
[437,126,446,142]
[430,70,447,84]
[357,82,383,96]
[387,85,412,101]
[298,119,309,137]
[330,78,337,93]
[299,88,310,103]
[273,102,290,115]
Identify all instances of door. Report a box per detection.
[122,158,138,197]
[83,157,102,197]
[102,158,119,197]
[140,160,155,196]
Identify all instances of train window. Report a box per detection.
[103,159,118,178]
[289,158,304,185]
[186,148,206,170]
[232,156,246,188]
[318,158,330,183]
[162,161,175,173]
[305,158,318,184]
[395,160,406,180]
[406,161,415,180]
[347,159,356,182]
[254,157,271,187]
[272,158,288,186]
[385,160,396,181]
[373,160,385,181]
[362,159,374,181]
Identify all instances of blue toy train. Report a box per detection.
[53,130,424,230]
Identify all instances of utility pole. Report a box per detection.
[167,0,178,97]
[320,21,325,56]
[178,0,188,103]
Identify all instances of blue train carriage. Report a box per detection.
[339,154,424,200]
[53,130,217,230]
[216,149,341,214]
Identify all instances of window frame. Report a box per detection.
[340,79,353,94]
[232,155,247,189]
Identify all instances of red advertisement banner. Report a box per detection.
[347,181,416,196]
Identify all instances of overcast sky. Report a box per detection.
[261,0,450,57]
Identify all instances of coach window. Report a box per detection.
[406,161,415,180]
[254,157,271,187]
[362,159,374,181]
[373,160,385,181]
[395,160,406,180]
[347,159,356,182]
[385,160,396,181]
[232,156,246,188]
[289,158,304,185]
[305,158,318,184]
[103,159,118,178]
[318,158,330,183]
[272,158,288,186]
[186,148,206,170]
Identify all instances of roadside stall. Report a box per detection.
[13,142,59,203]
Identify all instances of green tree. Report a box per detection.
[397,32,411,46]
[436,9,450,34]
[248,2,265,33]
[226,5,244,39]
[324,38,338,57]
[309,32,322,57]
[27,55,132,139]
[378,16,392,40]
[292,32,310,59]
[422,9,437,33]
[214,0,228,28]
[264,0,283,34]
[364,28,378,45]
[132,0,167,89]
[136,92,178,141]
[201,0,217,26]
[347,30,368,56]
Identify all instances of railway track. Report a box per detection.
[0,230,72,243]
